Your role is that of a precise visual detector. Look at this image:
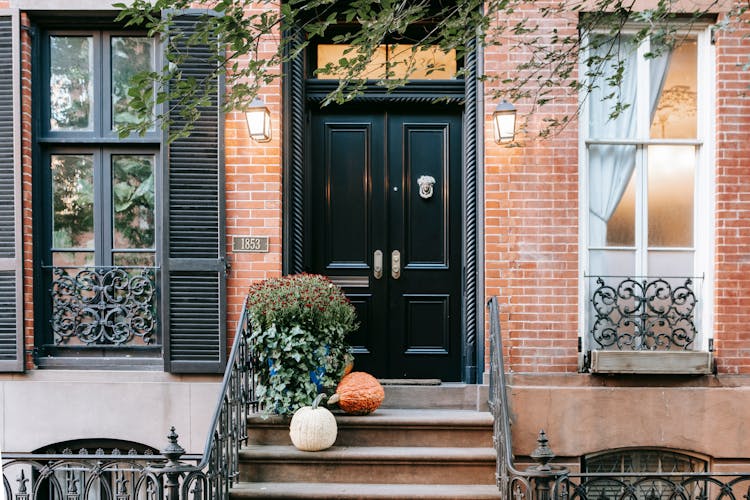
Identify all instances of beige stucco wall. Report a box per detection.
[508,374,750,461]
[0,371,221,454]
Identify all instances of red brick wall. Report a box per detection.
[713,15,750,374]
[14,3,750,376]
[483,2,580,374]
[223,9,284,343]
[20,12,34,369]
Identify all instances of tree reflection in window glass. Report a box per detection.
[111,37,154,129]
[51,154,94,249]
[112,155,155,251]
[50,36,93,131]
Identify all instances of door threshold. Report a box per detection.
[378,379,442,386]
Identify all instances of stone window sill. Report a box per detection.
[589,350,714,375]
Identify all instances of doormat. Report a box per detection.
[378,379,441,386]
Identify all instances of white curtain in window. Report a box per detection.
[588,42,672,248]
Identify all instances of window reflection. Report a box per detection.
[51,154,94,249]
[112,155,155,250]
[111,37,155,129]
[50,36,93,131]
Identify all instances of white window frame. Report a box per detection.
[578,23,716,355]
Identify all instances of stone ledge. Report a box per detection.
[590,350,714,375]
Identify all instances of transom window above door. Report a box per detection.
[315,43,457,80]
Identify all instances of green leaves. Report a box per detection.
[115,0,731,141]
[247,274,356,415]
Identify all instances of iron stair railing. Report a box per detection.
[488,295,750,500]
[2,297,256,500]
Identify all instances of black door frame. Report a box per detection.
[282,31,484,383]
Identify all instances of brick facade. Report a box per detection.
[713,15,750,374]
[13,3,750,373]
[5,0,750,460]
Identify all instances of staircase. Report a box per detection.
[230,384,502,499]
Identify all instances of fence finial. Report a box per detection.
[531,429,555,471]
[162,426,186,466]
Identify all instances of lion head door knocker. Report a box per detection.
[417,175,436,200]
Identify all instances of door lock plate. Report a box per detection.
[391,250,401,279]
[374,250,383,279]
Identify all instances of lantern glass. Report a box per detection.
[246,99,271,142]
[493,101,516,144]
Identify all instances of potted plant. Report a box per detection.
[247,274,356,415]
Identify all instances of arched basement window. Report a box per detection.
[582,448,708,499]
[34,438,158,455]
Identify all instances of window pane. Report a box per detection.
[388,44,456,79]
[650,39,697,139]
[588,249,636,277]
[52,252,94,267]
[113,252,155,266]
[111,37,154,129]
[315,44,456,80]
[587,35,637,139]
[588,144,636,247]
[50,36,93,131]
[648,250,694,277]
[316,44,387,79]
[647,145,695,247]
[51,154,94,249]
[112,155,155,250]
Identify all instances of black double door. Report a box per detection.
[309,107,463,381]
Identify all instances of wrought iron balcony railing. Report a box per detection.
[3,297,256,500]
[50,266,158,346]
[588,276,700,351]
[488,295,750,500]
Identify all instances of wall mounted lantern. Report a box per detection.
[492,100,517,144]
[245,97,272,142]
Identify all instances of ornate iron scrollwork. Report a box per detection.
[589,276,698,350]
[51,266,157,346]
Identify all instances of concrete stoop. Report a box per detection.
[230,384,502,499]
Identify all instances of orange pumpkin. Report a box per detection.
[332,371,384,415]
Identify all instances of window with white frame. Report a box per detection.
[581,26,713,353]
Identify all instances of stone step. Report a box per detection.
[238,445,497,485]
[230,482,503,499]
[248,409,494,447]
[380,383,489,410]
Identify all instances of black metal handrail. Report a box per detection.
[2,297,255,500]
[488,295,750,499]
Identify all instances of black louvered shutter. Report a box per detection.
[164,11,227,373]
[0,12,23,372]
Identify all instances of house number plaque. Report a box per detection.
[232,236,269,253]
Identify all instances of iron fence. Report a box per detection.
[3,298,256,500]
[488,295,750,500]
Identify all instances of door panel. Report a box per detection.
[324,125,372,268]
[347,293,374,355]
[311,113,387,376]
[388,113,462,380]
[309,108,461,380]
[404,294,450,354]
[403,125,450,266]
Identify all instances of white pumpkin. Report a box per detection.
[289,394,337,451]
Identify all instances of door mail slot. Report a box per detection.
[328,276,370,288]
